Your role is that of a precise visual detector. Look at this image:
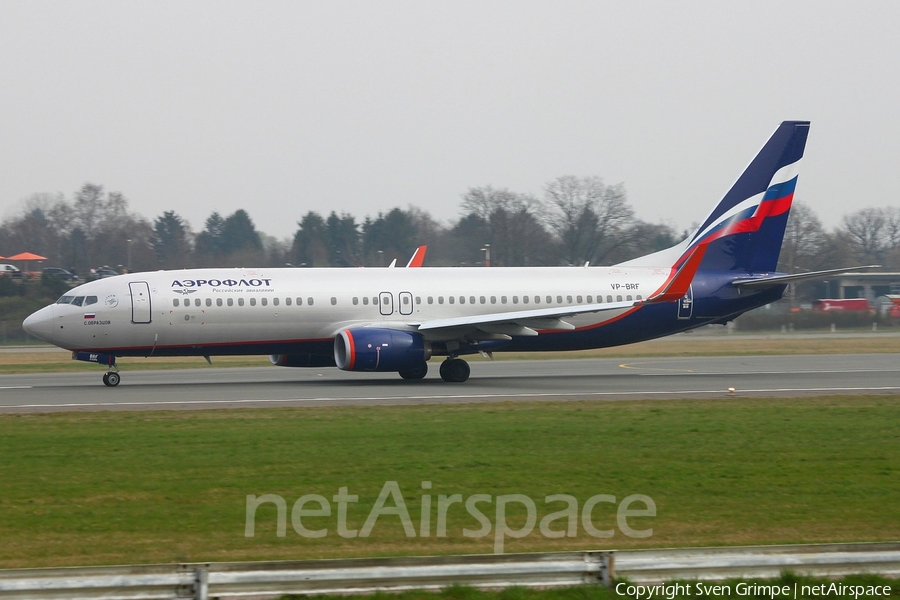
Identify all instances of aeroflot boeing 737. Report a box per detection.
[23,121,862,386]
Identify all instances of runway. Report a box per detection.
[1,353,898,412]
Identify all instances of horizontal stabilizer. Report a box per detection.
[732,265,880,289]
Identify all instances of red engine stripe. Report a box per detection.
[345,330,356,370]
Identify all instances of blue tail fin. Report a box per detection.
[687,121,810,273]
[620,121,811,273]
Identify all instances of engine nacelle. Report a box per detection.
[334,328,431,372]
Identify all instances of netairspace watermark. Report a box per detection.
[245,480,656,554]
[615,582,893,600]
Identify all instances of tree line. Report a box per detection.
[1,179,898,300]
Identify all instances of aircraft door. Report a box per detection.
[677,284,693,320]
[129,281,152,324]
[379,292,393,316]
[398,291,413,315]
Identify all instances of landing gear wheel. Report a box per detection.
[399,362,428,380]
[439,358,470,383]
[103,372,120,387]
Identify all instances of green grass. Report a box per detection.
[0,397,898,568]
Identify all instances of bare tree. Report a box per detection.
[840,207,890,265]
[543,175,633,265]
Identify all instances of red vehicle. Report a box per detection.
[812,298,871,312]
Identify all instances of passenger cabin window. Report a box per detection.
[512,296,518,304]
[286,297,292,306]
[627,295,633,301]
[238,298,245,306]
[261,298,268,306]
[577,295,583,303]
[449,296,455,304]
[480,296,486,304]
[250,298,256,306]
[458,296,464,304]
[522,296,528,304]
[534,296,540,304]
[501,296,507,304]
[216,298,223,306]
[206,298,212,307]
[296,297,303,305]
[637,295,643,301]
[228,298,234,306]
[273,298,279,306]
[427,296,433,304]
[194,298,201,307]
[617,295,623,302]
[546,296,552,304]
[606,295,613,303]
[557,296,563,304]
[308,297,314,305]
[567,295,573,303]
[491,296,497,304]
[353,297,359,305]
[438,296,444,304]
[173,298,180,307]
[587,295,593,303]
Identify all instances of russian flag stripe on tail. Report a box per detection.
[617,121,810,274]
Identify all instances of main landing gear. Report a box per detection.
[398,362,428,380]
[439,358,470,383]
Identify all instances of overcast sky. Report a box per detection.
[1,1,898,240]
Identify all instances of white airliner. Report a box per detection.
[23,121,862,386]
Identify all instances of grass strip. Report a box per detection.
[0,396,898,568]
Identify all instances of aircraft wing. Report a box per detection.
[406,246,427,267]
[731,265,880,289]
[415,300,639,336]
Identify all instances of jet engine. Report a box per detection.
[334,328,431,372]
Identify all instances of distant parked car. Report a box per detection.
[0,264,22,278]
[94,267,119,279]
[43,267,78,281]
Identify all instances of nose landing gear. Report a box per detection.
[73,351,121,387]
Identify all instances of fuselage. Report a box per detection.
[23,265,781,362]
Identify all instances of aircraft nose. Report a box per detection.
[23,305,56,344]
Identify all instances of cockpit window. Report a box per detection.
[56,295,74,304]
[72,296,85,306]
[84,296,98,306]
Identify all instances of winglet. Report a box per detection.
[406,246,427,268]
[646,244,708,303]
